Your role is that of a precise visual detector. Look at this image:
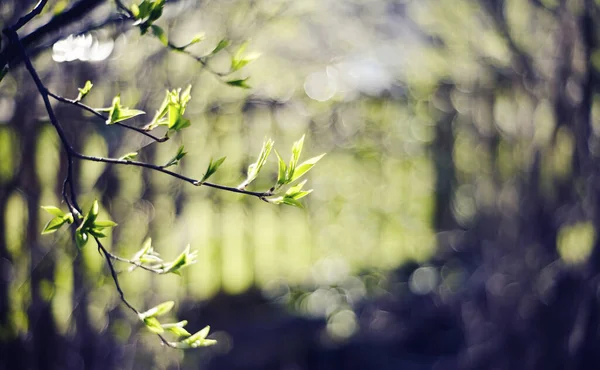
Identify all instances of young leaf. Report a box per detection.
[181,325,216,348]
[93,220,118,229]
[282,196,304,208]
[41,206,65,218]
[225,78,251,89]
[119,152,138,161]
[162,245,198,274]
[41,216,68,235]
[75,230,88,249]
[211,39,230,55]
[88,229,107,238]
[131,237,154,262]
[104,96,145,125]
[139,301,175,319]
[290,153,325,182]
[164,145,187,168]
[199,157,226,184]
[182,33,205,49]
[231,42,260,71]
[143,316,164,333]
[287,135,305,180]
[151,25,168,46]
[275,150,287,187]
[145,91,170,130]
[238,138,274,189]
[162,320,191,337]
[76,80,93,101]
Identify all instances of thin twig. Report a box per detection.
[47,91,168,143]
[96,237,139,314]
[11,0,49,31]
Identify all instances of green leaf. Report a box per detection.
[275,150,287,186]
[151,25,168,46]
[199,157,226,184]
[282,197,304,208]
[146,91,170,130]
[162,320,191,337]
[76,80,93,101]
[162,245,197,274]
[41,206,65,218]
[211,39,230,55]
[132,237,153,261]
[143,316,164,333]
[164,145,187,168]
[119,152,138,161]
[105,96,145,125]
[88,200,99,223]
[185,33,205,48]
[287,135,305,181]
[181,326,216,348]
[231,42,261,71]
[75,230,88,249]
[225,78,251,89]
[238,138,274,189]
[41,216,68,235]
[290,153,326,182]
[139,301,175,319]
[93,220,118,229]
[88,229,107,238]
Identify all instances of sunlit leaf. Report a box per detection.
[119,152,138,161]
[211,39,230,55]
[238,138,273,189]
[275,150,287,187]
[41,206,65,218]
[290,153,325,182]
[139,301,175,319]
[143,316,164,333]
[199,157,226,184]
[104,96,145,125]
[93,220,118,229]
[162,320,191,337]
[76,80,93,101]
[41,216,68,234]
[164,145,187,167]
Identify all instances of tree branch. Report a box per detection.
[47,91,169,143]
[11,0,49,32]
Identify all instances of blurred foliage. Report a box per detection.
[2,0,600,368]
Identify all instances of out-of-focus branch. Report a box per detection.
[11,0,49,32]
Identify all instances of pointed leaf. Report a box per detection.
[76,80,93,101]
[143,316,164,333]
[139,301,175,319]
[93,220,118,229]
[225,78,251,89]
[238,138,273,189]
[211,39,230,55]
[275,150,287,186]
[290,153,325,182]
[41,206,65,218]
[199,157,226,183]
[119,152,138,161]
[151,25,168,46]
[41,216,68,235]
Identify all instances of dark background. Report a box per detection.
[2,0,600,369]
